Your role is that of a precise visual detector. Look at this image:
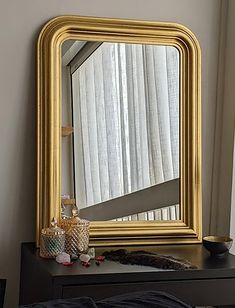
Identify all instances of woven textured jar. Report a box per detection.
[40,218,65,258]
[60,207,90,255]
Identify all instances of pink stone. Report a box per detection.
[56,252,70,264]
[79,254,91,263]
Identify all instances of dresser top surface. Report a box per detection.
[22,243,235,284]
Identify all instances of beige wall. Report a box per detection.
[221,0,235,238]
[0,0,224,307]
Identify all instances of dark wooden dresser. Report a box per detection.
[19,243,235,307]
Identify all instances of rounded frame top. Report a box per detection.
[38,15,201,52]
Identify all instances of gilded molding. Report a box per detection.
[37,15,201,247]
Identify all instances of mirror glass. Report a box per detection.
[61,40,180,222]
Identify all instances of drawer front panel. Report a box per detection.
[62,278,235,306]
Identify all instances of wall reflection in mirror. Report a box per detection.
[61,40,180,222]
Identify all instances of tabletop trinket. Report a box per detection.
[63,262,74,266]
[87,247,96,259]
[40,218,65,258]
[203,235,233,257]
[79,254,91,263]
[60,206,90,255]
[70,254,79,261]
[96,255,105,262]
[56,252,70,264]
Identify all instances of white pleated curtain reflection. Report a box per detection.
[72,43,179,214]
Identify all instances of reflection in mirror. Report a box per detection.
[61,40,180,222]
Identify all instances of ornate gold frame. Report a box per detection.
[37,15,202,247]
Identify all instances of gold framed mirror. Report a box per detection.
[37,15,201,247]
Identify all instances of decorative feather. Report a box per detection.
[102,249,197,270]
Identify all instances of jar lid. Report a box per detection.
[41,217,65,236]
[63,206,90,227]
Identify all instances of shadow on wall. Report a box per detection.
[230,133,235,255]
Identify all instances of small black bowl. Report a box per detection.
[203,236,233,257]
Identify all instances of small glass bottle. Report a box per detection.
[60,206,90,256]
[40,218,65,258]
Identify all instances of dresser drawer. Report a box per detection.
[62,278,235,306]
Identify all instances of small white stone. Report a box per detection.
[79,254,91,263]
[56,252,70,263]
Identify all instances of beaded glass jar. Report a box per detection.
[40,218,65,258]
[60,207,90,255]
